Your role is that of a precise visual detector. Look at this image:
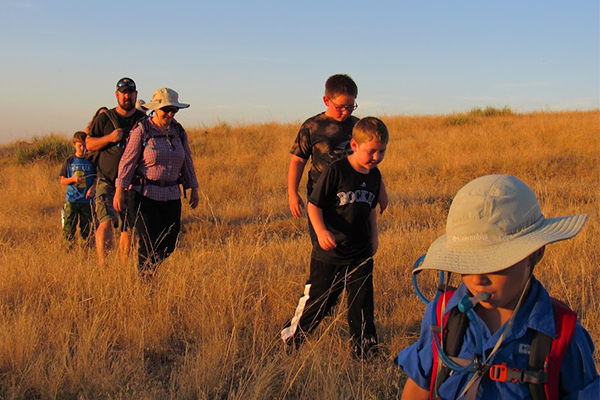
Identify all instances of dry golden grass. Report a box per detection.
[0,111,597,399]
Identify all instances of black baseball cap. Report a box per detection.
[116,77,136,93]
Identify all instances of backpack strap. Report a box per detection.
[104,109,127,147]
[431,289,472,399]
[105,109,121,130]
[490,297,577,400]
[430,290,453,396]
[131,118,186,194]
[430,293,577,400]
[86,109,122,164]
[531,298,577,400]
[141,119,182,147]
[527,331,553,400]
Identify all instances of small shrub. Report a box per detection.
[444,113,476,126]
[15,134,72,164]
[469,106,514,117]
[445,106,515,126]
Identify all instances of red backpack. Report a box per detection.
[430,289,577,400]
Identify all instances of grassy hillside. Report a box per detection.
[0,110,597,399]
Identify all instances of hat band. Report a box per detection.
[507,214,546,239]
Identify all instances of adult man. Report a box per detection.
[86,77,146,265]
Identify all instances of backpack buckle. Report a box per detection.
[489,362,513,382]
[489,362,547,384]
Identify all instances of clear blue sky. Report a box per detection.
[1,0,598,144]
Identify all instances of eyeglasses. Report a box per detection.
[328,98,358,112]
[161,106,179,115]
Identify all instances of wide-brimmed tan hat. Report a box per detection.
[414,174,588,275]
[143,88,190,110]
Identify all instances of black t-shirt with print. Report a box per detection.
[88,108,146,184]
[308,157,381,265]
[290,112,359,194]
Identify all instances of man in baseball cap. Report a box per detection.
[86,77,146,265]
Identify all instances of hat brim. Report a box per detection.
[414,214,588,275]
[144,101,190,111]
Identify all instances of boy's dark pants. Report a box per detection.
[63,201,93,243]
[129,191,181,273]
[282,257,377,350]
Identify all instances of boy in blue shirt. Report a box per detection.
[60,131,96,248]
[282,117,388,358]
[396,175,598,400]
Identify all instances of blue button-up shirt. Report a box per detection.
[396,278,599,399]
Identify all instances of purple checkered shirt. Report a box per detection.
[116,118,198,202]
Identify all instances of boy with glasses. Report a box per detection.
[288,74,388,220]
[284,75,389,357]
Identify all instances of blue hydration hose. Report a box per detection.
[412,254,446,305]
[411,254,490,373]
[431,291,491,373]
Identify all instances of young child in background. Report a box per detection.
[288,73,388,221]
[282,117,389,359]
[396,174,598,400]
[60,131,96,248]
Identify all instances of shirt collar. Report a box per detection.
[445,277,555,340]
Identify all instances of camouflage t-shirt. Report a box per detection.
[290,112,359,193]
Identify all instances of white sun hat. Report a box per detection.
[143,88,190,111]
[414,174,588,275]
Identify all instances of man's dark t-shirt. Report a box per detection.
[290,113,359,194]
[308,157,381,265]
[88,108,145,184]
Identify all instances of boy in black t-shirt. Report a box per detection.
[281,117,388,358]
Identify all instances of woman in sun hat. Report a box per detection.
[395,174,598,400]
[114,88,199,277]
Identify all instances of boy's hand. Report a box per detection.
[86,186,96,199]
[74,176,84,184]
[378,180,389,214]
[289,193,305,218]
[316,230,337,251]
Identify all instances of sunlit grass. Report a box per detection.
[0,110,597,399]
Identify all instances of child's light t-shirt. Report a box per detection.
[60,155,95,204]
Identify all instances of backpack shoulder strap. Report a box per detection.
[527,298,577,400]
[430,289,471,398]
[140,117,149,144]
[172,120,185,135]
[104,109,121,130]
